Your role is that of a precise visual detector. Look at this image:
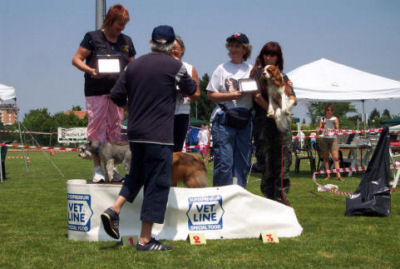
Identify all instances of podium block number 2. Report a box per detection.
[188,233,206,245]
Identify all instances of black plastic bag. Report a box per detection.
[345,127,391,217]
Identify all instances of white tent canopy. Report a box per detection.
[287,58,400,101]
[0,83,16,102]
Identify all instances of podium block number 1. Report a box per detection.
[122,235,138,247]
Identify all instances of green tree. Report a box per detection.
[22,108,55,146]
[190,73,216,122]
[382,109,391,120]
[71,105,83,111]
[369,108,380,119]
[368,108,381,127]
[53,112,87,128]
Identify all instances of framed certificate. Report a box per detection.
[96,55,121,74]
[238,78,258,93]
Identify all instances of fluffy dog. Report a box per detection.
[262,65,295,132]
[79,142,208,187]
[171,152,208,188]
[79,141,131,182]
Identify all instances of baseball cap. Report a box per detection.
[151,25,175,45]
[226,33,249,44]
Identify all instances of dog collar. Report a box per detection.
[95,141,102,156]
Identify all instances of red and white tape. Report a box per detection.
[0,143,78,152]
[312,163,400,196]
[0,129,55,135]
[293,127,400,140]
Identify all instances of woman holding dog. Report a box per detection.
[72,4,135,182]
[206,33,253,188]
[318,103,343,181]
[250,41,297,205]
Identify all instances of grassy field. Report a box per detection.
[0,150,399,268]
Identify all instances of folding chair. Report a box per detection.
[293,139,315,174]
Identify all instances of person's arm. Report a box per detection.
[253,92,269,111]
[318,118,324,129]
[335,117,339,129]
[177,68,197,98]
[207,90,243,102]
[72,46,98,77]
[188,67,200,101]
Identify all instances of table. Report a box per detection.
[338,143,371,176]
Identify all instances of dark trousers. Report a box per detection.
[173,114,189,152]
[254,116,292,204]
[119,142,173,224]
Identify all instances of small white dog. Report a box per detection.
[262,65,296,132]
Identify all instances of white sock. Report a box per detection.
[94,166,102,173]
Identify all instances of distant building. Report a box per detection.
[65,110,87,120]
[0,104,17,125]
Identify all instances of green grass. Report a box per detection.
[0,151,399,268]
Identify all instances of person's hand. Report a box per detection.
[88,68,106,79]
[230,90,243,100]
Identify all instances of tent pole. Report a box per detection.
[362,100,367,130]
[15,100,29,173]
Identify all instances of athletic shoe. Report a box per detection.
[101,207,120,239]
[92,167,105,183]
[136,238,173,251]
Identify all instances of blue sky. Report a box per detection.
[1,0,400,122]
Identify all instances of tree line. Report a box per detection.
[1,74,397,146]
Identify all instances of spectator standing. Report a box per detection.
[250,41,297,204]
[318,103,343,181]
[72,4,135,182]
[171,36,201,152]
[206,33,253,188]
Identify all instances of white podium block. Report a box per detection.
[67,180,303,241]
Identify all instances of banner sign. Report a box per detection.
[58,127,87,144]
[67,193,93,232]
[187,195,224,231]
[67,180,303,241]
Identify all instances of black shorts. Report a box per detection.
[119,142,173,224]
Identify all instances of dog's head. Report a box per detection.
[78,141,100,160]
[262,65,285,88]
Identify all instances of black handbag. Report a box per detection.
[219,104,251,130]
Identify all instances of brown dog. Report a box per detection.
[262,64,296,132]
[171,152,208,188]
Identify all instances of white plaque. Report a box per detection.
[239,79,258,93]
[97,58,120,74]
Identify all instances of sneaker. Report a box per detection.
[92,167,105,183]
[136,238,173,251]
[100,207,120,239]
